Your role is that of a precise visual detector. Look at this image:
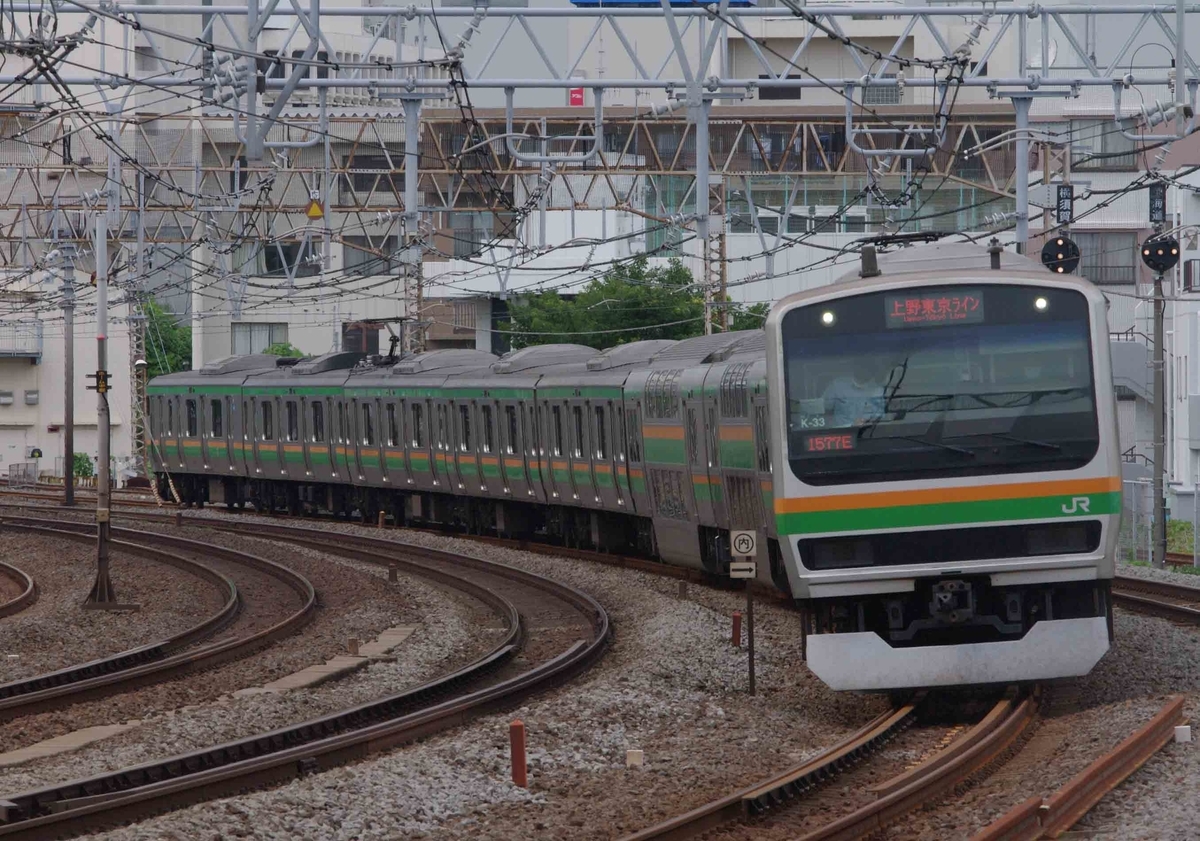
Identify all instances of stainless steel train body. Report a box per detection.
[148,243,1119,691]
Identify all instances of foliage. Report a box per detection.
[263,342,305,358]
[72,452,94,479]
[143,299,192,379]
[1168,519,1194,554]
[501,256,768,350]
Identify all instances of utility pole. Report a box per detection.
[60,246,76,507]
[85,212,118,605]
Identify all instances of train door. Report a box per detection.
[703,388,727,526]
[545,400,571,501]
[298,398,313,478]
[384,399,400,485]
[479,401,497,494]
[167,396,183,468]
[434,400,451,489]
[684,392,716,525]
[569,401,593,504]
[592,399,621,510]
[452,400,474,492]
[623,399,648,514]
[526,401,546,502]
[282,398,300,478]
[205,396,226,472]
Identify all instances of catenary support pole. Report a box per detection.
[1012,94,1032,254]
[1154,268,1167,569]
[694,97,712,335]
[62,256,75,507]
[402,96,424,353]
[86,213,117,604]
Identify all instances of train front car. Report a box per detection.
[765,243,1120,691]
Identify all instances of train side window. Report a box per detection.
[572,405,584,458]
[362,403,375,446]
[261,401,274,441]
[552,405,564,456]
[167,400,175,435]
[311,401,325,442]
[753,404,771,473]
[706,405,719,468]
[615,404,625,462]
[481,404,495,454]
[286,401,299,442]
[686,407,700,466]
[210,399,223,438]
[185,399,198,437]
[626,408,642,461]
[386,403,398,447]
[337,402,346,443]
[458,404,472,451]
[412,403,426,447]
[505,406,518,455]
[594,405,607,459]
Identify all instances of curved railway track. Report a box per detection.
[0,519,610,839]
[622,688,1039,841]
[0,561,37,619]
[0,518,317,720]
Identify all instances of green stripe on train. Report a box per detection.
[775,491,1122,535]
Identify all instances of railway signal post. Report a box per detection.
[730,531,758,696]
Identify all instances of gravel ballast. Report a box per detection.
[0,532,224,684]
[78,516,884,841]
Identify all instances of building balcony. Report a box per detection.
[0,320,43,361]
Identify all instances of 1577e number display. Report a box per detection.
[804,432,856,453]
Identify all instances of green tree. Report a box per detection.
[72,452,94,479]
[729,302,770,332]
[502,256,705,350]
[263,342,304,357]
[143,299,192,379]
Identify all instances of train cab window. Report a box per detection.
[412,403,426,448]
[362,404,375,446]
[572,406,584,458]
[481,405,495,454]
[286,401,299,442]
[185,399,198,437]
[552,405,564,457]
[594,405,607,459]
[386,404,398,447]
[311,401,325,443]
[458,404,472,452]
[505,406,518,455]
[210,400,223,438]
[261,401,275,441]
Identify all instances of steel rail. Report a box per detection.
[0,522,609,838]
[0,561,37,620]
[1112,575,1200,624]
[0,519,316,720]
[970,695,1185,841]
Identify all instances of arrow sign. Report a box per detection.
[305,198,324,220]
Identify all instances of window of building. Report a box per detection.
[311,401,325,443]
[481,405,495,453]
[862,75,901,106]
[232,322,288,355]
[230,155,249,194]
[386,403,399,446]
[552,405,564,456]
[458,404,472,451]
[453,300,477,333]
[349,155,400,194]
[342,323,380,355]
[572,406,584,458]
[505,405,519,454]
[263,241,320,277]
[450,211,494,258]
[757,74,803,101]
[1071,120,1137,170]
[343,235,398,276]
[261,400,274,441]
[362,403,375,446]
[1074,232,1138,284]
[210,399,223,437]
[185,399,198,437]
[286,401,299,442]
[594,405,607,459]
[412,403,426,448]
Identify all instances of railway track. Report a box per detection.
[0,518,316,720]
[0,561,36,619]
[1112,575,1200,624]
[622,688,1039,841]
[0,519,609,839]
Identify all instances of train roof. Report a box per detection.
[865,242,1047,278]
[245,351,366,388]
[146,354,294,388]
[648,330,764,367]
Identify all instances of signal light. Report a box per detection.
[1041,235,1080,275]
[1141,235,1181,274]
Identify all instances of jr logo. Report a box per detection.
[1061,497,1091,514]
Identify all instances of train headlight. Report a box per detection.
[821,310,836,326]
[1034,296,1049,311]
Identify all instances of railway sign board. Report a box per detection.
[1055,184,1074,224]
[730,530,757,557]
[1149,182,1167,224]
[729,561,758,579]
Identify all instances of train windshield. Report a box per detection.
[781,284,1099,485]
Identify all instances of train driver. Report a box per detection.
[823,355,891,428]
